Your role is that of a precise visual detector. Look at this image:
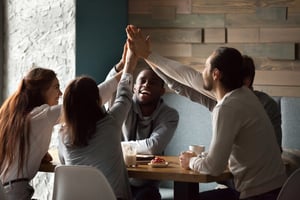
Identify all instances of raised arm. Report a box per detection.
[101,43,128,107]
[126,24,215,100]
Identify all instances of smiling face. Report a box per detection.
[44,77,62,106]
[133,69,165,105]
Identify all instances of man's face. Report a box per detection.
[133,69,165,105]
[202,55,214,91]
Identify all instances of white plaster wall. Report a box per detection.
[5,0,76,199]
[5,0,75,97]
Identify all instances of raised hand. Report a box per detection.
[126,24,151,59]
[122,39,138,75]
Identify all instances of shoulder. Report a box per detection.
[30,104,61,120]
[254,90,278,106]
[157,100,179,118]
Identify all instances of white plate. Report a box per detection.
[148,162,169,168]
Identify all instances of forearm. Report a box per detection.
[146,52,214,99]
[153,67,217,111]
[98,75,119,106]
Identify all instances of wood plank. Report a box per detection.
[151,6,176,20]
[192,44,219,58]
[192,0,297,14]
[253,58,300,70]
[204,28,226,43]
[256,7,287,21]
[260,28,300,42]
[236,43,295,60]
[151,43,192,57]
[227,28,259,43]
[254,70,300,86]
[168,56,300,71]
[128,0,191,14]
[254,85,300,97]
[143,28,203,43]
[287,0,300,13]
[226,13,300,28]
[128,14,225,28]
[192,0,255,14]
[192,43,295,60]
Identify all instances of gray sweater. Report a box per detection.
[58,73,133,200]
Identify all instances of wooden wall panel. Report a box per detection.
[227,28,259,43]
[151,6,176,20]
[143,28,203,43]
[226,13,300,27]
[128,0,192,14]
[255,7,287,20]
[128,0,300,97]
[192,0,296,14]
[260,28,300,42]
[204,28,226,43]
[168,56,300,71]
[254,85,300,97]
[129,14,225,28]
[151,43,192,57]
[255,71,300,86]
[192,43,295,60]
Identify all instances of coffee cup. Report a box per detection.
[121,142,137,167]
[189,145,205,156]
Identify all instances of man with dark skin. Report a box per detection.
[105,44,179,200]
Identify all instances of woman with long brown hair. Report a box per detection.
[58,44,137,200]
[0,68,62,200]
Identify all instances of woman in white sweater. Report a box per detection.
[0,68,62,200]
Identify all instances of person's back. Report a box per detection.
[59,46,137,200]
[242,55,282,151]
[59,112,131,199]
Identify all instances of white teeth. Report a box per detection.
[140,90,150,95]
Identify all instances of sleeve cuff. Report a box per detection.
[120,73,133,88]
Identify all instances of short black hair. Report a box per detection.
[242,55,255,88]
[210,47,243,91]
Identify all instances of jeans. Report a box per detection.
[131,185,161,200]
[241,187,281,200]
[197,188,239,200]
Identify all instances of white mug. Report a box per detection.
[189,145,205,156]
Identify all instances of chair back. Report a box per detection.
[277,167,300,200]
[52,165,116,200]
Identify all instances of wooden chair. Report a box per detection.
[52,165,116,200]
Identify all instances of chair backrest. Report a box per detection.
[52,165,116,200]
[277,167,300,200]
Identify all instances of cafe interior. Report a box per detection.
[1,0,300,200]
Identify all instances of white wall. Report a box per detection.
[5,0,75,199]
[5,0,75,97]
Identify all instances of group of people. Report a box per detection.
[0,23,286,200]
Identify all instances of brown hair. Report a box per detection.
[0,67,57,178]
[61,76,106,147]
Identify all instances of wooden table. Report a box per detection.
[129,156,232,200]
[40,153,232,200]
